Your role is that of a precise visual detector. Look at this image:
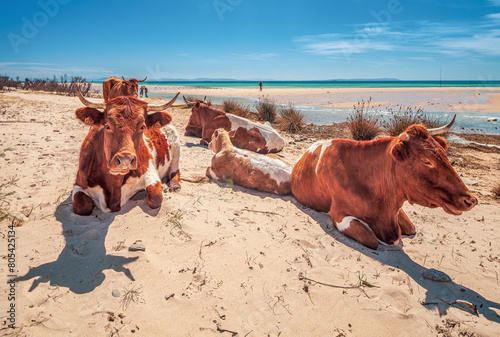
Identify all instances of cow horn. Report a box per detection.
[146,92,180,113]
[122,76,126,80]
[138,76,147,82]
[427,114,456,136]
[75,85,105,109]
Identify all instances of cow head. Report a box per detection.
[390,116,477,215]
[75,86,179,175]
[208,128,232,153]
[103,76,147,101]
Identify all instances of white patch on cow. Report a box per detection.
[157,125,180,180]
[335,215,402,247]
[336,216,368,232]
[226,113,285,151]
[73,184,111,213]
[120,175,144,206]
[232,147,292,185]
[207,167,218,180]
[306,140,332,175]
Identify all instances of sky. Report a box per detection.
[1,0,500,81]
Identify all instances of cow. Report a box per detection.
[102,76,147,101]
[72,86,181,215]
[291,116,478,250]
[185,102,285,154]
[207,129,292,195]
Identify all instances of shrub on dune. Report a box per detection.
[277,103,305,133]
[348,98,382,141]
[383,107,448,136]
[256,97,278,122]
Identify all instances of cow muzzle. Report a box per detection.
[443,193,478,215]
[110,152,137,174]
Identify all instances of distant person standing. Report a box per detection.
[259,81,263,91]
[144,86,148,98]
[139,86,144,97]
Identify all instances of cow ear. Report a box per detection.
[433,136,448,152]
[390,141,408,163]
[76,107,103,125]
[195,101,200,108]
[147,111,172,128]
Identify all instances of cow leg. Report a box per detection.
[168,170,181,192]
[333,215,379,250]
[398,209,416,237]
[73,191,94,216]
[146,181,163,209]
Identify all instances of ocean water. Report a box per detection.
[144,80,500,89]
[151,91,500,135]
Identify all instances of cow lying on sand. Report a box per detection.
[102,76,147,101]
[291,116,478,250]
[207,129,292,195]
[72,87,181,215]
[185,102,285,154]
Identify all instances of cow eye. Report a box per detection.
[421,159,434,167]
[104,124,111,130]
[140,125,146,130]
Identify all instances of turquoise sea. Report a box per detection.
[138,80,500,135]
[143,80,500,89]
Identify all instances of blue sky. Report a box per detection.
[1,0,500,81]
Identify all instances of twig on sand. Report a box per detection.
[242,208,281,216]
[181,175,209,183]
[450,300,479,316]
[299,271,379,298]
[216,324,238,336]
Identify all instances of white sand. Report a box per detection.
[0,90,499,336]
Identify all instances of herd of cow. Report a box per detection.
[71,76,477,250]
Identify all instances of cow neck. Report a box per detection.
[216,134,233,153]
[360,137,407,210]
[201,106,225,126]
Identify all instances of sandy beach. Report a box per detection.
[142,85,500,114]
[1,89,500,336]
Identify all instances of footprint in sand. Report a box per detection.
[185,274,206,296]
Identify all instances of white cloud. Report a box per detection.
[294,20,500,59]
[487,12,500,19]
[435,30,500,56]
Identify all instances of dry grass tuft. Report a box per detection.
[383,107,447,136]
[347,98,382,141]
[0,176,22,224]
[222,99,253,119]
[256,97,278,122]
[277,103,306,133]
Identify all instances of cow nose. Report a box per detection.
[460,194,478,209]
[115,153,137,169]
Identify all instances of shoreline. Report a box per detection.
[91,83,500,114]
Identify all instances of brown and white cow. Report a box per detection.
[185,102,285,154]
[102,76,147,101]
[207,129,292,195]
[72,86,181,215]
[291,116,478,250]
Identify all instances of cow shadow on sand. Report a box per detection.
[289,198,500,323]
[15,194,151,294]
